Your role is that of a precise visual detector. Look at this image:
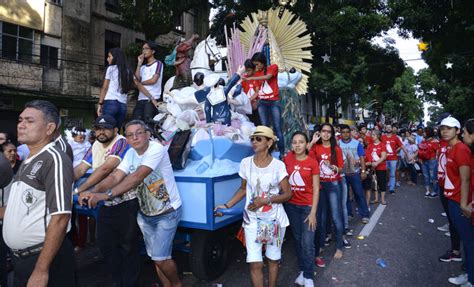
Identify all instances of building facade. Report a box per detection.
[0,0,209,139]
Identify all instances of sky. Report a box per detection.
[373,28,428,73]
[374,29,431,124]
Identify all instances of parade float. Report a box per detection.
[155,6,313,280]
[74,5,313,281]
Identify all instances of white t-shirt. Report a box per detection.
[238,156,289,228]
[117,141,181,216]
[104,65,128,104]
[138,61,163,101]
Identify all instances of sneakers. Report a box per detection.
[446,232,451,237]
[304,278,315,287]
[448,273,468,285]
[324,236,332,246]
[315,257,326,268]
[343,239,352,249]
[437,223,449,232]
[295,271,304,286]
[461,282,473,287]
[425,191,431,197]
[396,181,401,187]
[429,193,439,198]
[439,250,462,262]
[362,217,370,224]
[442,212,447,217]
[345,229,354,236]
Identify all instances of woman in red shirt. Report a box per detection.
[461,119,474,219]
[243,52,284,157]
[418,127,440,198]
[308,123,345,259]
[440,117,473,285]
[366,130,388,205]
[284,131,320,286]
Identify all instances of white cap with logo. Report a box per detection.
[440,116,461,129]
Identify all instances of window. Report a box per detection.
[105,0,120,12]
[47,0,62,5]
[1,22,34,63]
[104,30,121,65]
[40,45,58,68]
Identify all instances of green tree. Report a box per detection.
[389,0,474,122]
[118,0,205,40]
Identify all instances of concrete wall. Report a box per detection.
[0,61,43,91]
[44,2,62,37]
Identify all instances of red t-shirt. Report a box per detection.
[366,142,387,171]
[437,140,449,187]
[443,141,471,203]
[382,134,403,161]
[255,64,279,101]
[241,76,259,96]
[284,153,320,206]
[418,139,439,161]
[241,76,259,108]
[470,155,474,224]
[309,144,343,182]
[360,134,373,148]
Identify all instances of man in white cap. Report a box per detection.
[194,66,245,126]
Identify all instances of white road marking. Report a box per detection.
[359,204,386,237]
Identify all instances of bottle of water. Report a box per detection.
[376,258,387,268]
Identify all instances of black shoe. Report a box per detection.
[324,236,331,246]
[390,190,395,194]
[439,250,462,262]
[343,239,352,249]
[344,228,353,236]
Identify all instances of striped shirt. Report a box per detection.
[3,143,73,250]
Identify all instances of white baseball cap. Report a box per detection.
[440,116,461,129]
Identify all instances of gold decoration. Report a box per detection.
[240,8,313,95]
[417,41,429,51]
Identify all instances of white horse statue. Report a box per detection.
[163,36,222,95]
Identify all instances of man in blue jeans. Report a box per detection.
[339,124,370,224]
[81,120,183,287]
[382,124,408,194]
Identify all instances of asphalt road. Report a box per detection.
[74,176,463,287]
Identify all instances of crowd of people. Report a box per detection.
[0,41,472,287]
[216,117,474,287]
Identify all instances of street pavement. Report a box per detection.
[74,177,463,286]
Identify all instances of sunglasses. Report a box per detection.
[250,136,265,142]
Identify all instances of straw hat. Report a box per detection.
[250,126,277,141]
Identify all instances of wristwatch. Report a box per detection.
[106,189,114,200]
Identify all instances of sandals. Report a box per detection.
[381,201,387,205]
[370,200,379,204]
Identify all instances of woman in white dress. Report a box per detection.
[215,125,292,287]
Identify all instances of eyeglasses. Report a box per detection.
[250,136,264,142]
[125,130,147,139]
[321,129,332,134]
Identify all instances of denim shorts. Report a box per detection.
[244,225,286,263]
[137,207,182,261]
